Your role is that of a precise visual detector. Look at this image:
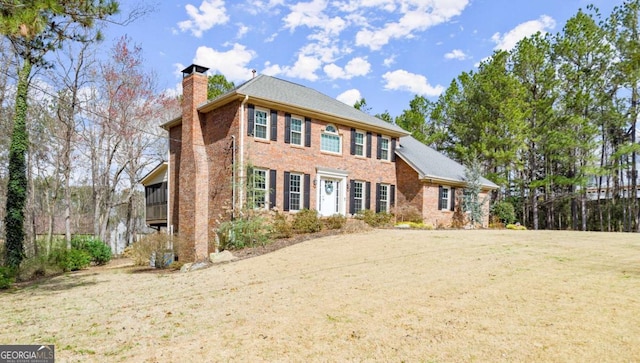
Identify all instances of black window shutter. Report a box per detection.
[284,113,291,144]
[438,185,443,210]
[390,184,396,208]
[391,138,396,162]
[366,132,372,158]
[376,134,382,159]
[349,180,355,214]
[303,174,311,209]
[270,110,278,141]
[450,187,456,211]
[283,172,291,212]
[269,169,277,209]
[365,182,371,209]
[305,117,311,147]
[375,183,381,213]
[247,104,254,136]
[350,128,356,155]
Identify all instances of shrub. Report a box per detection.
[324,214,346,230]
[49,248,91,272]
[0,266,15,289]
[129,233,177,267]
[270,212,293,239]
[451,202,466,229]
[492,201,516,225]
[356,210,394,228]
[506,223,527,230]
[292,209,322,233]
[72,236,112,265]
[396,222,434,230]
[218,215,271,250]
[393,205,423,223]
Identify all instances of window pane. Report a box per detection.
[290,174,301,210]
[380,138,389,160]
[355,132,364,156]
[440,188,449,210]
[253,170,267,208]
[255,110,268,139]
[321,133,340,153]
[354,181,363,212]
[379,184,388,212]
[291,118,302,145]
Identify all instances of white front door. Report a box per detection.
[319,178,340,216]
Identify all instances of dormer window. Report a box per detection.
[321,124,341,154]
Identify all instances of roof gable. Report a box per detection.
[201,74,409,136]
[396,136,498,189]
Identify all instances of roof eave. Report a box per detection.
[245,95,410,137]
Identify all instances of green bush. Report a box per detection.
[506,223,527,230]
[356,209,394,227]
[0,266,16,289]
[292,209,322,233]
[72,236,112,265]
[491,201,516,225]
[324,214,346,230]
[51,248,91,272]
[270,212,293,239]
[218,215,271,250]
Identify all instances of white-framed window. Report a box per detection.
[379,184,389,212]
[254,108,268,140]
[321,124,341,153]
[380,136,390,161]
[353,180,364,212]
[291,116,303,146]
[289,173,302,211]
[354,130,365,157]
[440,187,450,210]
[252,168,268,209]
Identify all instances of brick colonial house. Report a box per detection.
[145,64,497,261]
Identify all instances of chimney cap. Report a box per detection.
[182,64,209,78]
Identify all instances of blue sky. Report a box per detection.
[103,0,620,118]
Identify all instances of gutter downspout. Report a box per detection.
[239,95,249,211]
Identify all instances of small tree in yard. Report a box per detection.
[1,0,119,269]
[463,159,489,228]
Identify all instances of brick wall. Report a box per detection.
[246,107,397,213]
[395,157,423,215]
[175,71,209,262]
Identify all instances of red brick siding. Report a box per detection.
[395,157,423,215]
[245,107,397,213]
[169,125,181,234]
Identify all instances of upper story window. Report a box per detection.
[291,116,303,146]
[254,109,269,140]
[354,130,365,157]
[321,124,341,154]
[380,137,390,161]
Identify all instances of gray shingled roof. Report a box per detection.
[396,136,498,189]
[227,74,408,135]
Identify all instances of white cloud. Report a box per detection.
[492,15,556,51]
[355,0,469,50]
[336,88,362,106]
[383,55,396,67]
[444,49,467,60]
[284,0,346,36]
[178,0,229,38]
[193,44,256,82]
[236,24,249,39]
[324,57,371,79]
[263,55,322,81]
[246,0,285,15]
[382,69,444,96]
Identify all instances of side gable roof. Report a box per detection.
[140,162,168,186]
[166,74,409,137]
[395,136,498,190]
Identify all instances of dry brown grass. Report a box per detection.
[1,229,639,362]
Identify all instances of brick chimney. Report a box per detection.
[178,64,210,262]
